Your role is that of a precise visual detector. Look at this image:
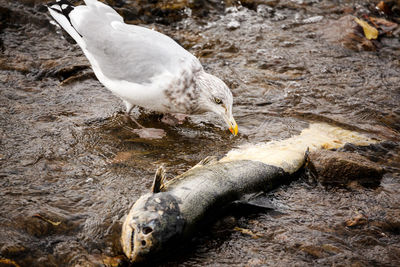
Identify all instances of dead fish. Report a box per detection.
[121,123,376,262]
[121,158,290,263]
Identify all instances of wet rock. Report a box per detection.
[371,209,400,234]
[240,0,280,10]
[307,150,385,187]
[222,43,239,53]
[302,15,324,24]
[0,2,52,29]
[257,61,270,69]
[114,0,227,24]
[37,59,91,82]
[1,243,27,257]
[383,210,400,233]
[256,5,275,18]
[321,15,377,51]
[227,19,240,30]
[22,211,76,237]
[0,55,35,74]
[300,244,326,258]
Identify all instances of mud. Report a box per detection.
[1,0,400,266]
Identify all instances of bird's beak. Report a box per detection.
[226,115,238,136]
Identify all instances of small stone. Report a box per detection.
[271,12,287,21]
[223,44,239,53]
[258,62,271,69]
[302,15,324,24]
[257,5,274,18]
[227,20,240,30]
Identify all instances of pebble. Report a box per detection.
[302,15,324,24]
[227,20,240,30]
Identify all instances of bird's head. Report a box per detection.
[196,72,238,136]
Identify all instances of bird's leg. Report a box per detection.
[124,102,145,129]
[127,115,145,129]
[124,101,166,139]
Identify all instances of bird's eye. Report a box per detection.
[214,98,222,104]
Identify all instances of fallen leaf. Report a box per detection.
[345,213,368,227]
[354,17,379,40]
[376,1,391,15]
[369,17,398,33]
[111,151,133,164]
[0,258,21,267]
[102,255,124,267]
[32,214,61,226]
[300,245,325,258]
[233,226,262,239]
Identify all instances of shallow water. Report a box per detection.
[0,0,399,266]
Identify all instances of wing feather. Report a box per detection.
[67,3,200,84]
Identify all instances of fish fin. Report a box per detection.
[226,193,276,215]
[305,147,310,162]
[229,199,275,213]
[151,166,166,193]
[193,156,218,168]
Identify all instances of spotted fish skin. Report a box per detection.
[121,160,289,263]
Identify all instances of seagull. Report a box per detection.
[47,0,238,136]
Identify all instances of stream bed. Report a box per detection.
[0,0,399,266]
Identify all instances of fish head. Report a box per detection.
[121,192,185,262]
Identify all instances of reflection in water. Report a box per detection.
[0,0,399,266]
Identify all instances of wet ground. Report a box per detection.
[1,0,400,266]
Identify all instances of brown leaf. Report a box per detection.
[102,255,124,267]
[233,227,262,239]
[32,214,61,226]
[345,213,368,227]
[0,258,21,267]
[376,1,391,15]
[369,17,398,33]
[111,151,133,164]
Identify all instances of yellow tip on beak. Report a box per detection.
[229,122,238,136]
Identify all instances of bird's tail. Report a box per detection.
[47,0,85,47]
[47,0,124,48]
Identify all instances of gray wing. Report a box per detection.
[78,20,201,84]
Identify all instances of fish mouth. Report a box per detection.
[129,228,135,259]
[127,225,155,262]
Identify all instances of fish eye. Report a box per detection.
[214,97,223,104]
